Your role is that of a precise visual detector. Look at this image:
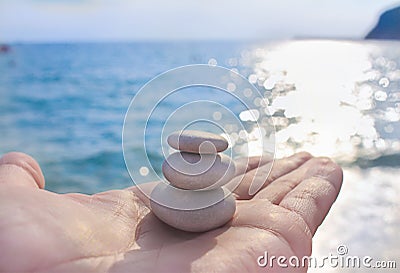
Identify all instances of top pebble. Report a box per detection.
[167,130,229,154]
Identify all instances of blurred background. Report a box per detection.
[0,0,399,272]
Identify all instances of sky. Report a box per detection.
[0,0,400,42]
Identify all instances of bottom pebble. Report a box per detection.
[150,183,236,232]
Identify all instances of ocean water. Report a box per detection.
[0,40,399,270]
[0,42,248,193]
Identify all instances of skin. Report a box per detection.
[0,151,343,273]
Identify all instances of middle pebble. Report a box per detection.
[162,152,236,190]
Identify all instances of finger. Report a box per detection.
[232,200,313,258]
[278,157,343,235]
[254,156,335,204]
[229,152,312,200]
[234,154,272,176]
[0,152,45,189]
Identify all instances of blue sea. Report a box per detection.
[0,40,399,270]
[0,42,250,193]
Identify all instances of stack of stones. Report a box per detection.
[150,130,236,232]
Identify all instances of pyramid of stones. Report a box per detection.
[150,130,236,232]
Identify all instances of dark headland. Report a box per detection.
[366,6,400,40]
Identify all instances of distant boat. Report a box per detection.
[0,44,11,54]
[366,6,400,40]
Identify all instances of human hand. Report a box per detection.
[0,151,342,273]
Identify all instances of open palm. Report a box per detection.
[0,152,342,273]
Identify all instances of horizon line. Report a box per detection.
[0,36,367,45]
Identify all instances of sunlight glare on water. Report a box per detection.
[238,40,400,271]
[243,40,400,163]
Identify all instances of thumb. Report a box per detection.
[0,152,45,189]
